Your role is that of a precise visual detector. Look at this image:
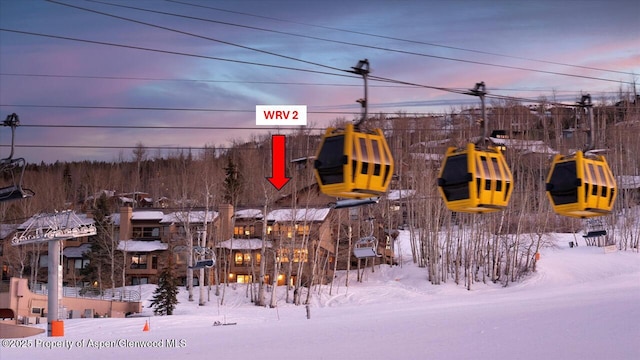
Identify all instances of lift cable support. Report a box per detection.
[11,210,97,245]
[1,113,34,202]
[11,210,97,337]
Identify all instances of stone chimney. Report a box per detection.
[217,204,233,242]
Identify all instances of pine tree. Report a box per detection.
[83,194,115,289]
[149,256,179,315]
[223,157,242,204]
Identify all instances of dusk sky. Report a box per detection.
[1,0,638,164]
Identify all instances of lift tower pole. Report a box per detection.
[12,211,96,336]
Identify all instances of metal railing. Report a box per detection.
[29,282,140,302]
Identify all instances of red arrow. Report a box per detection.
[267,134,291,190]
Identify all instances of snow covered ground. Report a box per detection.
[4,231,639,360]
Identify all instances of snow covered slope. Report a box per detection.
[4,231,639,360]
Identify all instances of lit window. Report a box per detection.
[235,252,260,265]
[132,226,160,239]
[131,254,148,269]
[293,249,308,262]
[277,249,289,262]
[278,249,308,263]
[297,225,310,235]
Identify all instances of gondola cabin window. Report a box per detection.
[315,134,346,185]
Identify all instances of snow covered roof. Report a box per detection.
[217,238,272,250]
[410,139,451,148]
[160,210,218,224]
[84,189,116,201]
[117,240,168,252]
[131,211,165,221]
[107,210,164,226]
[267,208,331,222]
[489,137,557,155]
[63,243,92,258]
[235,209,263,219]
[386,189,416,201]
[119,197,135,204]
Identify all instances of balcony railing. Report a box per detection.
[30,282,141,302]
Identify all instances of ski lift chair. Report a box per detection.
[1,113,34,202]
[189,258,215,270]
[353,236,380,258]
[1,159,34,201]
[189,246,216,269]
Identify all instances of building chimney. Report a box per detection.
[217,204,233,242]
[119,206,133,240]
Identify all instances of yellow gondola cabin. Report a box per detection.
[545,151,616,218]
[313,124,394,199]
[437,143,513,213]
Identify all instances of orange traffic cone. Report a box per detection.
[143,320,149,332]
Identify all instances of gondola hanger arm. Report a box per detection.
[464,82,489,147]
[2,113,20,162]
[347,59,370,128]
[578,94,596,152]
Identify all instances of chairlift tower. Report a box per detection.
[11,210,97,336]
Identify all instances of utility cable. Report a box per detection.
[0,29,355,80]
[47,0,348,74]
[3,73,606,95]
[44,0,636,85]
[166,0,636,78]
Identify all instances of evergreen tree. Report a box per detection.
[82,194,114,289]
[149,256,179,315]
[223,157,242,204]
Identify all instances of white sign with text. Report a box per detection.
[256,105,307,126]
